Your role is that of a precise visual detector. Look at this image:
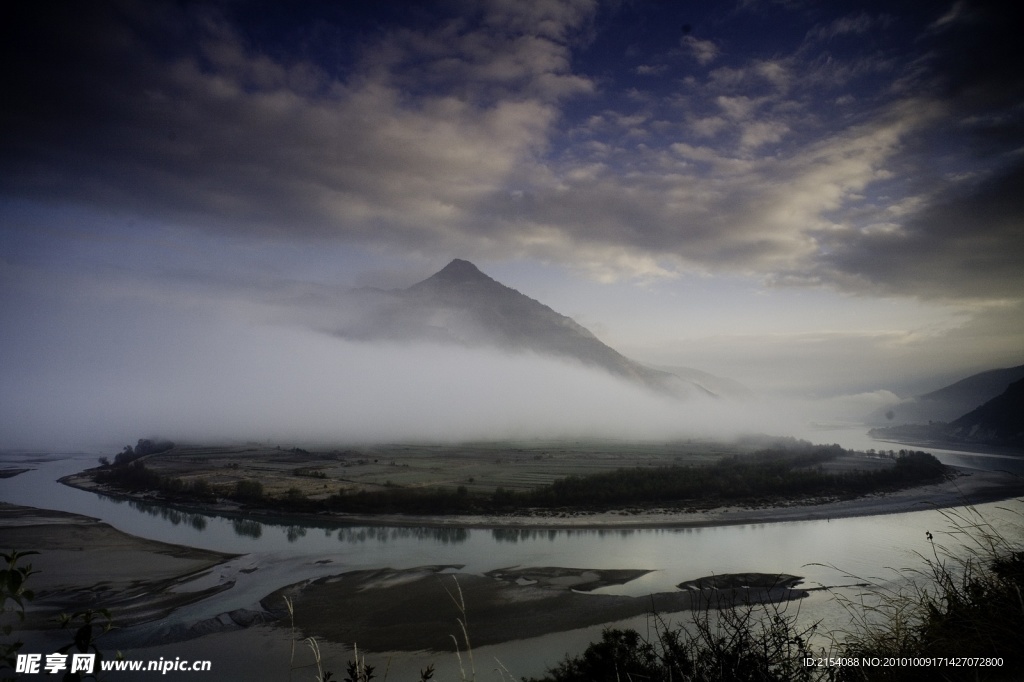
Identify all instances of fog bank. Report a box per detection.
[1,309,823,451]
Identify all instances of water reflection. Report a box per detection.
[335,525,468,544]
[125,498,210,531]
[232,518,263,539]
[102,490,474,545]
[491,527,642,543]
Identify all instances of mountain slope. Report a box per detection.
[867,364,1024,425]
[869,377,1024,451]
[947,378,1024,446]
[651,364,754,401]
[337,259,714,398]
[920,364,1024,409]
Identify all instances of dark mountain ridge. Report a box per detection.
[866,364,1024,426]
[869,377,1024,451]
[947,378,1024,445]
[920,364,1024,407]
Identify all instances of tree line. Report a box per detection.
[90,444,947,516]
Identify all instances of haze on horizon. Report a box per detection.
[2,0,1022,450]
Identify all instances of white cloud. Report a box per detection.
[927,1,966,32]
[716,95,760,120]
[806,12,877,42]
[689,116,728,138]
[490,97,944,283]
[710,61,791,93]
[479,0,599,42]
[635,63,668,76]
[755,60,791,91]
[739,120,789,149]
[681,35,719,65]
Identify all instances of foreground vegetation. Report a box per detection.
[826,505,1024,682]
[90,441,948,517]
[1,551,115,680]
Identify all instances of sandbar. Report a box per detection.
[0,503,237,630]
[263,565,808,652]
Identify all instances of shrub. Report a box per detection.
[0,551,37,671]
[528,595,825,682]
[233,479,264,501]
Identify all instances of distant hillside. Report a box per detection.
[866,364,1024,426]
[947,378,1024,446]
[869,377,1024,451]
[651,365,754,401]
[335,259,716,398]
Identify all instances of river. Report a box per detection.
[1,429,1022,680]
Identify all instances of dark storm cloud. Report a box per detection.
[813,160,1024,299]
[1,0,587,243]
[1,0,1022,302]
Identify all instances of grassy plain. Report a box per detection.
[87,438,896,503]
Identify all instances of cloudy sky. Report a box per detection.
[2,0,1023,448]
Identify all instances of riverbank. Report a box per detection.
[869,433,1024,458]
[61,465,1024,530]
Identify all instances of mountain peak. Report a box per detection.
[417,259,495,287]
[438,258,485,278]
[343,258,711,398]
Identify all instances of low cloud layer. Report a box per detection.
[0,299,806,450]
[1,256,1009,450]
